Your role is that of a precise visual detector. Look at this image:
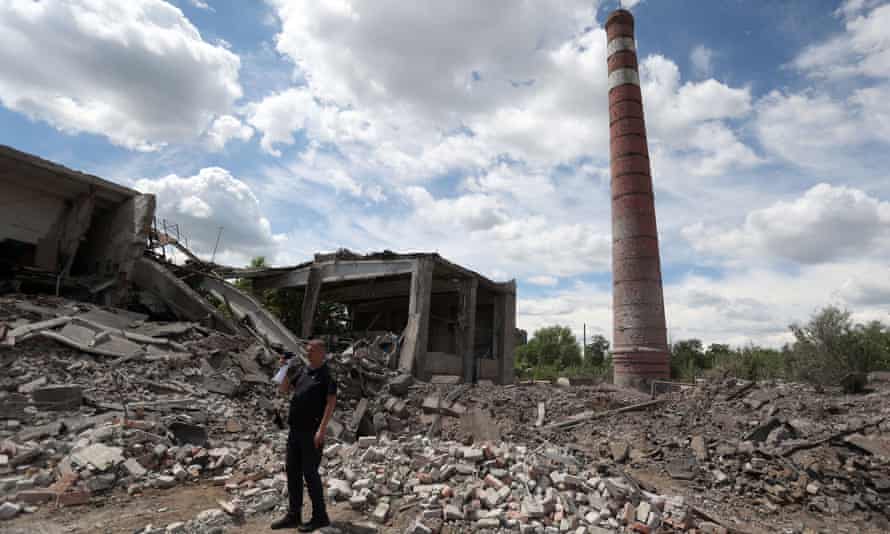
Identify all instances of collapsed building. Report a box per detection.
[219,251,517,385]
[0,144,517,385]
[0,145,155,306]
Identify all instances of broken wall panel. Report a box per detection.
[199,275,306,362]
[132,258,238,335]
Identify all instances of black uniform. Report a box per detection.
[286,363,337,523]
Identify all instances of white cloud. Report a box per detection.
[403,188,508,232]
[753,90,870,169]
[0,0,242,150]
[794,3,890,80]
[206,115,254,151]
[528,275,559,287]
[690,45,714,78]
[620,0,642,8]
[190,0,214,11]
[252,1,758,182]
[135,167,283,264]
[835,0,884,19]
[683,183,890,264]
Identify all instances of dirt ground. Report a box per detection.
[1,484,410,534]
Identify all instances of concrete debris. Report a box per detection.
[1,306,889,533]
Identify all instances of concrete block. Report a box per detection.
[71,444,124,471]
[32,385,83,411]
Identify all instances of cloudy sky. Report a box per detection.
[2,0,889,347]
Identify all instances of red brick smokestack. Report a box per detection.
[605,9,670,389]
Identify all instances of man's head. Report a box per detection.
[307,339,326,368]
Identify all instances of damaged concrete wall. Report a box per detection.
[77,195,155,304]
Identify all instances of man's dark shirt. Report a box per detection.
[288,362,337,432]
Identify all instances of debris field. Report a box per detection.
[2,293,890,534]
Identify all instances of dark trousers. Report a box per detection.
[286,430,328,521]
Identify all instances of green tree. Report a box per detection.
[584,334,610,367]
[516,325,582,370]
[788,305,853,384]
[670,339,706,380]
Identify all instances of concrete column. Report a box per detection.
[498,282,517,385]
[301,266,322,338]
[458,277,478,383]
[606,9,670,390]
[399,257,434,378]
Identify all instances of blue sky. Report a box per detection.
[1,0,889,347]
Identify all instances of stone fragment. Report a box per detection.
[168,422,208,446]
[477,517,500,528]
[85,473,116,492]
[328,479,352,500]
[744,417,782,443]
[690,435,708,462]
[156,476,177,489]
[610,441,629,463]
[406,520,432,534]
[388,373,413,396]
[17,376,47,394]
[15,489,57,504]
[444,504,464,520]
[71,444,124,471]
[124,458,147,478]
[0,502,20,520]
[58,489,91,507]
[372,502,389,522]
[666,460,695,480]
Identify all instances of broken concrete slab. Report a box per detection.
[844,434,890,458]
[744,417,782,443]
[78,308,147,331]
[199,275,305,361]
[0,393,26,419]
[59,323,97,346]
[132,258,238,335]
[31,384,83,411]
[204,375,240,397]
[71,443,124,471]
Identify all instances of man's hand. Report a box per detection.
[314,428,325,449]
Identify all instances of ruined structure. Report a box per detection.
[606,10,670,388]
[223,251,517,384]
[0,145,155,305]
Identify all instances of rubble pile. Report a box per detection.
[0,294,414,524]
[128,434,704,534]
[558,379,890,532]
[318,436,698,534]
[3,293,890,533]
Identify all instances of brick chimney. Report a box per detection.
[605,9,670,389]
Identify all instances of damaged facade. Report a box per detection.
[0,145,516,386]
[221,251,517,385]
[0,145,155,306]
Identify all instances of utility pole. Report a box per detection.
[583,323,586,361]
[211,226,224,264]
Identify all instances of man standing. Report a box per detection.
[271,340,337,531]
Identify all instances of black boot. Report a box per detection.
[298,517,331,532]
[271,513,302,530]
